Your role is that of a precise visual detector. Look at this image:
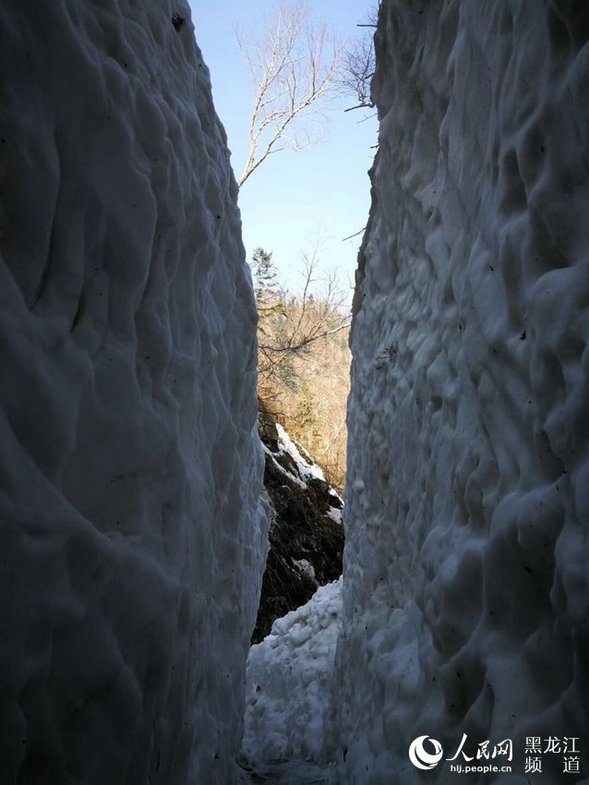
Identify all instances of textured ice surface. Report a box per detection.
[334,1,589,783]
[243,580,342,763]
[0,2,266,783]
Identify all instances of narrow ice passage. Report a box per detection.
[240,1,589,783]
[1,1,588,784]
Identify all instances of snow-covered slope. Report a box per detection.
[336,2,589,783]
[0,3,266,784]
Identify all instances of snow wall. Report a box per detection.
[335,1,589,783]
[0,3,267,784]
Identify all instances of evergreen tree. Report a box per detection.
[250,247,279,304]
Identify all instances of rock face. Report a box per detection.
[253,415,344,643]
[0,3,266,784]
[334,1,589,783]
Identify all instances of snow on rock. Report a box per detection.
[253,414,344,643]
[0,3,266,784]
[274,424,332,486]
[243,580,342,764]
[335,1,589,783]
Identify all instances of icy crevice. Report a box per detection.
[3,1,588,783]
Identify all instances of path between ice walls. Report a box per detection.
[330,1,589,784]
[0,2,267,784]
[239,425,343,783]
[239,0,589,780]
[3,0,588,784]
[239,582,341,785]
[243,580,342,764]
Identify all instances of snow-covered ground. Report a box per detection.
[243,580,342,764]
[334,1,589,783]
[0,2,266,783]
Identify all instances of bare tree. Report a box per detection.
[252,244,350,400]
[338,4,379,112]
[340,35,376,111]
[236,1,340,187]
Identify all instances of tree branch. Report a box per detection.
[237,1,341,187]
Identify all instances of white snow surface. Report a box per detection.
[293,558,316,582]
[242,580,342,764]
[275,423,327,484]
[334,2,589,784]
[0,3,266,784]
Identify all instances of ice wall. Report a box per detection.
[336,1,589,783]
[0,2,266,784]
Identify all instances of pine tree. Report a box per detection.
[250,247,279,304]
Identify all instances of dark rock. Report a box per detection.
[252,411,345,644]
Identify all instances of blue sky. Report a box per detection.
[187,1,377,298]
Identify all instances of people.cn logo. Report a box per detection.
[408,736,444,770]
